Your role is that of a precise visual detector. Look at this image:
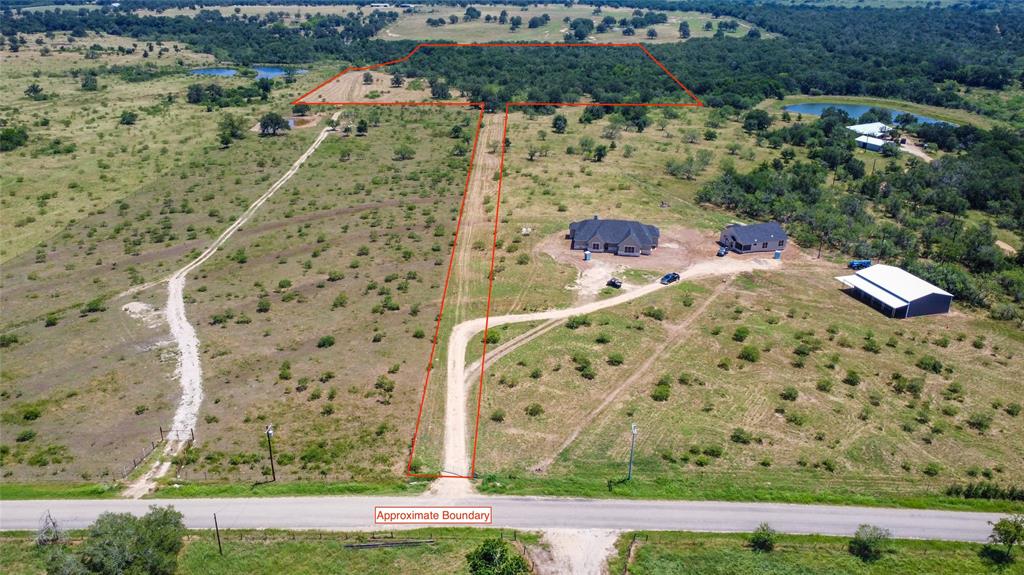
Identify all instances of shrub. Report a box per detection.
[922,462,942,477]
[595,333,611,344]
[47,506,186,575]
[967,412,993,432]
[738,345,760,362]
[16,430,36,442]
[317,335,336,348]
[730,427,753,444]
[843,370,861,386]
[702,445,724,458]
[484,331,501,345]
[780,386,798,401]
[22,407,41,421]
[642,307,666,321]
[466,538,530,575]
[651,381,671,402]
[525,403,544,417]
[848,524,892,562]
[732,326,750,342]
[749,523,777,553]
[490,409,505,423]
[1005,403,1021,417]
[607,352,624,366]
[784,412,806,426]
[565,315,591,329]
[816,379,833,392]
[916,355,943,374]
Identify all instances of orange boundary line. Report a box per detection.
[290,42,702,479]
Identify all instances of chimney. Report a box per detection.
[593,215,599,220]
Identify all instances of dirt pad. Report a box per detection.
[300,70,434,104]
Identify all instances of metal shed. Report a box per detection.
[836,264,953,318]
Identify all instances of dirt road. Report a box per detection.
[442,257,780,479]
[121,114,340,497]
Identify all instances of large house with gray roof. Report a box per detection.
[568,216,659,257]
[719,221,788,254]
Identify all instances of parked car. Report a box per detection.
[848,259,872,270]
[660,272,680,285]
[606,277,623,289]
[716,246,729,257]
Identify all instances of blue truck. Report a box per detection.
[848,259,872,270]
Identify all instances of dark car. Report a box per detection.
[660,272,680,285]
[716,246,729,257]
[606,277,623,289]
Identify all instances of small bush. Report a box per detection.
[607,352,624,366]
[317,335,336,348]
[816,379,833,392]
[642,307,666,321]
[967,412,993,432]
[490,409,506,423]
[843,370,861,386]
[780,386,798,401]
[848,524,892,562]
[922,462,942,477]
[732,326,750,342]
[738,345,760,363]
[651,381,671,402]
[565,315,591,329]
[730,427,753,444]
[16,430,36,442]
[525,403,544,417]
[916,355,943,374]
[1005,403,1021,417]
[749,523,777,553]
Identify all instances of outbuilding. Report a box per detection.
[719,221,787,254]
[847,122,891,138]
[855,135,886,152]
[836,264,953,318]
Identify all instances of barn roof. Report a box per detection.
[847,122,891,137]
[836,264,952,308]
[722,221,787,245]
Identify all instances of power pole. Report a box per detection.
[265,424,276,482]
[627,423,638,481]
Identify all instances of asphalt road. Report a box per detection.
[0,495,1005,542]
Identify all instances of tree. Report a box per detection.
[848,524,892,562]
[466,538,530,575]
[0,125,29,151]
[743,109,773,133]
[259,112,290,136]
[292,103,311,116]
[646,28,658,39]
[989,514,1024,560]
[679,21,691,38]
[552,114,568,134]
[390,74,404,88]
[430,79,450,100]
[46,506,185,575]
[185,83,204,104]
[592,144,608,162]
[749,522,777,552]
[394,144,416,160]
[356,118,369,135]
[218,112,246,146]
[118,111,137,126]
[362,71,373,85]
[24,83,45,100]
[80,74,98,91]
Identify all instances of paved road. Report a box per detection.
[0,495,1004,542]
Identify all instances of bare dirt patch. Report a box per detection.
[300,70,434,104]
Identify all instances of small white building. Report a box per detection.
[836,264,953,318]
[847,122,891,138]
[855,135,886,152]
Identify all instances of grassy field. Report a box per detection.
[384,4,766,44]
[609,531,1024,575]
[476,261,1024,511]
[0,528,539,575]
[130,3,767,44]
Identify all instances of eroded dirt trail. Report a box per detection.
[122,114,339,497]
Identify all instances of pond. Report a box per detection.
[782,102,952,125]
[189,67,308,79]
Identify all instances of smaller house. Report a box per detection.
[836,264,952,318]
[855,135,886,152]
[719,221,787,254]
[568,216,659,257]
[847,122,891,138]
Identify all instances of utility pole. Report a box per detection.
[627,423,638,481]
[265,424,276,482]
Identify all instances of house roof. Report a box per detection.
[723,221,787,245]
[855,135,886,147]
[836,264,952,308]
[570,217,659,247]
[847,122,891,137]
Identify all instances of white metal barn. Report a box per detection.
[836,264,953,318]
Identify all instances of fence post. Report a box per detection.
[159,426,164,441]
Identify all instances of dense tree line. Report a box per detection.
[4,2,1022,117]
[697,108,1024,315]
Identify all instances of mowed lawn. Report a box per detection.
[610,531,1024,575]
